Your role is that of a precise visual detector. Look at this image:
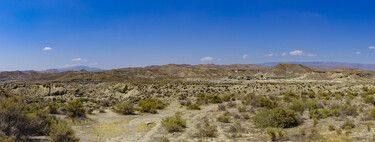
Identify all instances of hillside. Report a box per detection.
[261,62,375,71]
[0,63,374,83]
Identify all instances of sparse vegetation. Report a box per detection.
[217,113,231,123]
[50,121,80,142]
[114,101,135,115]
[187,103,201,110]
[138,98,167,114]
[0,93,78,141]
[67,99,86,118]
[253,108,300,128]
[266,128,288,141]
[162,113,186,133]
[1,63,375,141]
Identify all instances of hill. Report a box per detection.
[260,62,375,71]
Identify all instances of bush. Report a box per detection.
[217,114,231,123]
[50,121,79,142]
[114,101,135,115]
[138,98,167,114]
[197,94,209,105]
[266,128,288,141]
[289,99,305,114]
[271,108,300,128]
[237,106,246,112]
[67,99,86,118]
[371,108,375,119]
[227,101,236,108]
[0,96,51,139]
[218,104,226,111]
[341,104,358,116]
[198,119,217,138]
[260,97,278,109]
[228,123,243,133]
[328,124,335,131]
[253,108,300,128]
[313,118,318,127]
[310,108,332,119]
[209,95,222,104]
[162,113,186,133]
[365,95,375,105]
[187,103,201,110]
[308,91,316,98]
[222,95,232,102]
[48,103,59,114]
[341,120,355,129]
[0,94,78,141]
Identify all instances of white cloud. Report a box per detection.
[307,53,317,57]
[43,47,52,51]
[356,51,361,55]
[72,58,88,62]
[200,57,213,62]
[289,50,305,56]
[265,53,277,57]
[242,54,249,59]
[369,46,375,50]
[281,52,287,56]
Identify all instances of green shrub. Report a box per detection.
[341,120,355,129]
[162,113,186,133]
[48,103,59,114]
[242,93,262,107]
[364,95,375,105]
[266,128,288,141]
[50,121,79,142]
[310,128,318,137]
[260,97,278,109]
[313,117,318,127]
[222,95,232,102]
[253,108,300,128]
[310,108,332,119]
[371,108,375,119]
[209,95,222,104]
[198,125,217,138]
[114,101,135,115]
[138,98,167,114]
[0,96,50,139]
[67,99,86,118]
[0,94,77,141]
[318,91,329,98]
[283,92,298,100]
[187,103,201,110]
[330,109,341,117]
[237,106,246,112]
[341,104,358,116]
[289,99,305,114]
[328,124,335,131]
[308,91,316,98]
[217,114,231,123]
[218,104,226,111]
[197,94,209,104]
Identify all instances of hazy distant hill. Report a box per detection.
[38,66,104,73]
[260,62,375,71]
[59,66,103,72]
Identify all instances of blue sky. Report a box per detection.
[1,0,375,71]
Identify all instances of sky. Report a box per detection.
[1,0,375,71]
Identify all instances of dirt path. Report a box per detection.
[73,103,218,142]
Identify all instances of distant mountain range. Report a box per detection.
[1,62,375,73]
[260,62,375,71]
[15,66,104,73]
